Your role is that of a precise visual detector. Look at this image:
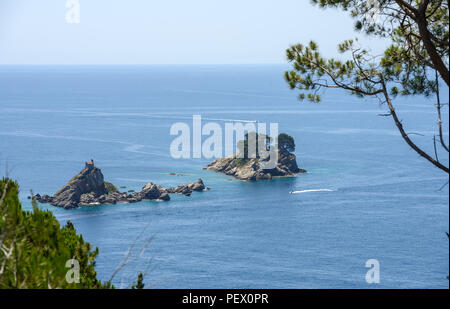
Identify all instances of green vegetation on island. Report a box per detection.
[206,132,306,180]
[105,181,120,194]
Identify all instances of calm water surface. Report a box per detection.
[0,65,448,288]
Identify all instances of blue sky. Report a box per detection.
[0,0,388,64]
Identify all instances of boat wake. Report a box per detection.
[290,189,335,194]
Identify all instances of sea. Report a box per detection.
[0,64,448,288]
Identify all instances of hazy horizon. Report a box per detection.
[0,0,389,65]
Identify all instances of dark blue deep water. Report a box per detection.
[0,65,448,288]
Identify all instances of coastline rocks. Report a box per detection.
[205,151,306,181]
[141,183,167,200]
[35,161,208,209]
[35,194,53,204]
[79,193,98,205]
[166,178,208,196]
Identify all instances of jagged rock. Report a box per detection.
[190,178,206,191]
[159,193,170,201]
[166,178,207,196]
[140,183,166,200]
[79,193,96,205]
[35,161,208,209]
[37,194,53,203]
[47,164,107,208]
[205,151,306,181]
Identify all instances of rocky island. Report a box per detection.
[35,160,208,209]
[205,133,306,181]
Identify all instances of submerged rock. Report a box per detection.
[35,160,209,209]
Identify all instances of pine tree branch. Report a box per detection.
[381,78,449,173]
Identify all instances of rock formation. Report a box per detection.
[166,178,207,196]
[35,161,208,209]
[205,151,306,181]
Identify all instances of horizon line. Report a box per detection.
[0,63,288,66]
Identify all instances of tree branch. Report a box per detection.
[416,1,450,85]
[435,70,449,152]
[381,78,449,173]
[394,0,419,18]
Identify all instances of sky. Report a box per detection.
[0,0,389,64]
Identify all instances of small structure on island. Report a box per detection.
[34,160,209,209]
[85,159,94,169]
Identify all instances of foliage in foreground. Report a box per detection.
[131,273,145,289]
[0,178,111,289]
[285,0,449,173]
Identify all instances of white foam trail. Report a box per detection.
[290,189,334,194]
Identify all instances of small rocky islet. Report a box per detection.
[35,134,305,208]
[35,160,209,209]
[205,150,305,180]
[204,133,306,180]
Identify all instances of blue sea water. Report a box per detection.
[0,65,448,289]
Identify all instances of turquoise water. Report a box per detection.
[0,65,448,288]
